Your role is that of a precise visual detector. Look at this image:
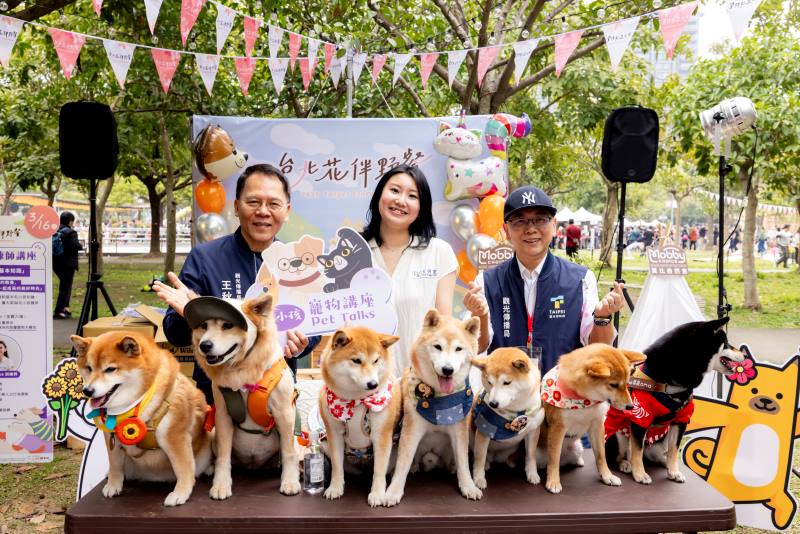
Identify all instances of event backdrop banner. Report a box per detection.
[0,212,55,463]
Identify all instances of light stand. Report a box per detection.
[716,152,733,318]
[612,182,636,346]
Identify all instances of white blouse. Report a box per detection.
[369,237,458,376]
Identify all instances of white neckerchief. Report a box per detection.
[517,256,546,316]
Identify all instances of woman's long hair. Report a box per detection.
[361,164,435,249]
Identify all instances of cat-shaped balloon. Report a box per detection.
[317,228,373,293]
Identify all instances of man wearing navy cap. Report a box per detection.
[463,185,625,374]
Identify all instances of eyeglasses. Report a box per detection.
[508,216,553,230]
[242,199,287,212]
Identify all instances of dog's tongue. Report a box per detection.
[438,376,454,394]
[90,396,104,408]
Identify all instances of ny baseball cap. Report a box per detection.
[503,186,557,221]
[183,296,248,330]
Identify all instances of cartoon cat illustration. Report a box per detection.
[317,228,372,293]
[683,349,800,530]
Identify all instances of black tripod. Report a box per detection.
[612,182,636,347]
[72,178,116,354]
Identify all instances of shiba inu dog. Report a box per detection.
[193,124,248,182]
[318,326,401,505]
[70,331,213,506]
[540,344,646,494]
[470,347,544,490]
[379,309,482,506]
[606,317,745,486]
[184,292,300,499]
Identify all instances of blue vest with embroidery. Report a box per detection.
[483,253,586,374]
[472,393,527,441]
[415,377,473,425]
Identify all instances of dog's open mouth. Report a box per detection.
[437,375,454,394]
[205,343,238,365]
[720,355,738,372]
[90,384,120,409]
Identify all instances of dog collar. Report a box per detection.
[541,366,601,409]
[628,367,687,394]
[279,271,321,288]
[88,381,158,432]
[473,392,537,441]
[325,381,393,423]
[412,376,473,426]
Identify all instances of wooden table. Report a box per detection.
[65,452,735,533]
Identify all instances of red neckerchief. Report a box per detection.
[541,365,601,410]
[604,389,694,445]
[325,382,393,422]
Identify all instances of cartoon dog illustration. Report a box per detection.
[0,407,54,454]
[262,235,326,295]
[193,124,249,182]
[683,350,800,530]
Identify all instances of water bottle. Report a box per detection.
[303,429,325,494]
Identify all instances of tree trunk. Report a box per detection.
[146,182,162,256]
[41,174,62,206]
[158,112,178,278]
[94,176,115,275]
[599,180,620,266]
[0,158,14,215]
[674,196,682,229]
[741,166,760,310]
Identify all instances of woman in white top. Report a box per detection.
[361,165,458,376]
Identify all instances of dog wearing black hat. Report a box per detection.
[184,292,301,499]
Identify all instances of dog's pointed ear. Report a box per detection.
[331,329,351,350]
[422,309,441,328]
[512,358,530,373]
[380,335,400,349]
[117,336,140,357]
[621,350,647,364]
[463,316,480,338]
[470,357,488,371]
[70,335,92,357]
[708,316,729,333]
[587,360,611,378]
[248,292,273,316]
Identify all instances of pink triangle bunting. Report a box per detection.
[419,53,438,89]
[371,54,386,84]
[180,0,206,46]
[244,16,260,57]
[476,46,500,87]
[554,30,583,77]
[298,57,317,92]
[323,42,335,73]
[234,57,256,96]
[151,48,181,93]
[48,29,86,80]
[92,0,103,16]
[288,32,301,70]
[659,1,698,59]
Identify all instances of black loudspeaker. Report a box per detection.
[59,101,119,180]
[601,106,659,183]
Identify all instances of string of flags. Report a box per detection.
[0,0,763,97]
[696,190,797,215]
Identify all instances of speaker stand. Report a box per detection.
[612,182,635,347]
[72,178,116,355]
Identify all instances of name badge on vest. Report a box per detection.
[412,267,440,279]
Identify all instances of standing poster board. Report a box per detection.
[0,209,56,463]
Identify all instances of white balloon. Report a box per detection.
[466,233,497,267]
[195,213,229,243]
[449,204,477,241]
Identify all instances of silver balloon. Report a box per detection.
[449,204,477,242]
[466,233,497,267]
[195,213,229,243]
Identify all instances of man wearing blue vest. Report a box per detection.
[463,185,624,374]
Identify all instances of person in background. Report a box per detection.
[757,226,767,256]
[361,164,457,377]
[565,218,582,259]
[53,211,83,319]
[689,225,699,250]
[776,224,792,268]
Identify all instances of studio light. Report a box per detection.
[699,97,757,140]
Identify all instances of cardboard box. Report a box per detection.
[81,305,196,379]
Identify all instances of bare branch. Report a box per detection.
[397,77,431,117]
[432,0,472,47]
[12,0,78,21]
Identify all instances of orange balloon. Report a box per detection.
[457,249,478,284]
[195,178,226,214]
[478,194,505,236]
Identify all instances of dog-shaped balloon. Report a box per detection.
[193,125,249,182]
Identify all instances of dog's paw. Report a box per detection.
[619,459,632,473]
[601,473,622,487]
[380,488,403,507]
[280,477,302,496]
[102,480,123,498]
[164,490,191,507]
[203,464,215,477]
[460,482,483,501]
[474,475,487,490]
[633,471,652,485]
[367,491,385,507]
[324,481,344,500]
[667,470,686,483]
[209,480,232,500]
[575,455,585,467]
[526,468,541,485]
[545,479,562,494]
